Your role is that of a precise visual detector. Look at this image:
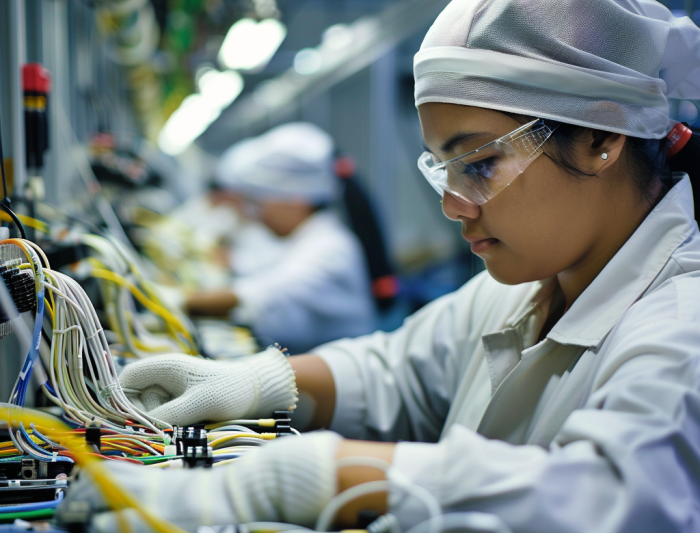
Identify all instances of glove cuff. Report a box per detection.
[253,347,298,416]
[225,431,342,527]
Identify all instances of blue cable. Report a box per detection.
[0,489,63,514]
[17,423,72,464]
[44,380,56,396]
[17,423,54,460]
[214,454,241,462]
[29,424,67,454]
[9,286,45,406]
[60,414,81,428]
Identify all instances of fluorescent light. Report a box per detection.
[158,94,221,155]
[294,48,322,75]
[253,79,286,107]
[218,18,287,71]
[195,65,216,86]
[198,70,245,109]
[322,24,352,50]
[158,69,245,155]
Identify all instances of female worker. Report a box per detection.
[186,122,376,354]
[57,0,700,531]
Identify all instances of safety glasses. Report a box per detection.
[418,118,557,205]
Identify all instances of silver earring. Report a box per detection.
[601,153,608,160]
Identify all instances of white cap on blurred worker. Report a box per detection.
[214,122,338,203]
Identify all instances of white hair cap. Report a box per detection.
[215,122,338,203]
[414,0,700,139]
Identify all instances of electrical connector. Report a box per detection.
[85,422,101,452]
[272,411,293,436]
[178,426,213,468]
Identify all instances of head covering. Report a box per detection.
[214,122,338,203]
[414,0,700,139]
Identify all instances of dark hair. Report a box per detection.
[508,113,700,210]
[542,120,669,203]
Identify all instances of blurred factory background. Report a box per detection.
[0,0,698,330]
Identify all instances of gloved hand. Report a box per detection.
[119,346,298,426]
[55,431,341,533]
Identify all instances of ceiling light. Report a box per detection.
[322,24,353,50]
[294,48,323,75]
[198,70,245,110]
[158,94,221,155]
[218,18,287,71]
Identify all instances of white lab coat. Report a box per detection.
[231,210,376,354]
[315,174,700,532]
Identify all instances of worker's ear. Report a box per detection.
[596,132,626,172]
[575,130,626,174]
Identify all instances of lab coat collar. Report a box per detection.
[545,174,696,349]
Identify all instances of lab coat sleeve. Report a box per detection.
[314,272,522,442]
[389,277,700,533]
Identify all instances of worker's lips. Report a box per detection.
[464,236,500,254]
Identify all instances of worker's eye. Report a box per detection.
[461,156,497,182]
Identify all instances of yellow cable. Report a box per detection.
[0,405,186,533]
[0,212,50,234]
[90,268,196,354]
[206,419,276,430]
[101,442,143,455]
[209,433,276,449]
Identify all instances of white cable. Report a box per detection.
[315,480,391,532]
[389,470,442,533]
[242,523,314,533]
[404,512,513,533]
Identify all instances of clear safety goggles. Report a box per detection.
[417,118,557,205]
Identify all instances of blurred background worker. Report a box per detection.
[185,122,376,354]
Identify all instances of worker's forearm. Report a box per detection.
[289,354,336,429]
[290,356,395,527]
[335,439,396,527]
[185,290,239,316]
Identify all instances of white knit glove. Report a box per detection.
[55,431,342,533]
[119,347,298,426]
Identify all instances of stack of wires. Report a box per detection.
[0,238,169,435]
[6,239,47,408]
[1,238,288,442]
[141,421,283,469]
[80,234,197,357]
[0,238,299,528]
[0,404,188,532]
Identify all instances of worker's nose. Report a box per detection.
[442,191,481,221]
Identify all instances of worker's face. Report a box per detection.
[418,103,621,285]
[209,190,246,211]
[257,198,315,237]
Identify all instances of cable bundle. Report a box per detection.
[41,267,170,434]
[81,234,197,357]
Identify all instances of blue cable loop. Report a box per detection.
[17,423,72,463]
[30,423,64,450]
[0,488,64,514]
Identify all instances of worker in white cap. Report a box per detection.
[58,1,700,532]
[185,122,376,354]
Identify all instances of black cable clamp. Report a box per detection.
[180,426,212,468]
[273,411,293,436]
[85,422,101,452]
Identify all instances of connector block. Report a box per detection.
[175,426,213,468]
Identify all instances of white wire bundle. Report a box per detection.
[40,267,171,436]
